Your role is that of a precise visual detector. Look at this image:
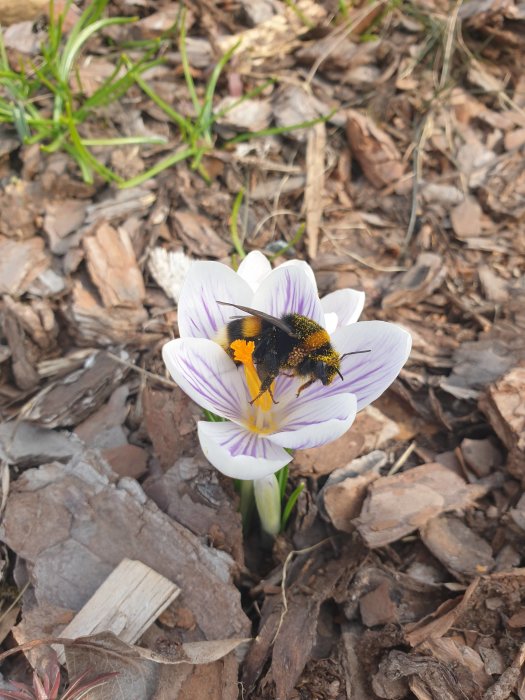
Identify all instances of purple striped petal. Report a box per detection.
[279,259,317,293]
[298,321,411,410]
[198,421,292,479]
[268,392,357,449]
[162,338,248,420]
[252,264,324,326]
[321,288,365,329]
[177,261,253,339]
[236,251,272,292]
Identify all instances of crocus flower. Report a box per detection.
[162,251,411,480]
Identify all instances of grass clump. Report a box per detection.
[0,0,166,184]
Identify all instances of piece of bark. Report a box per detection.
[43,199,87,254]
[405,570,525,647]
[84,222,146,308]
[243,543,359,698]
[478,266,509,304]
[0,451,250,641]
[171,210,231,259]
[19,350,129,428]
[354,463,487,548]
[102,444,148,480]
[360,579,398,627]
[142,385,199,470]
[0,421,80,467]
[56,559,180,664]
[215,97,272,133]
[346,109,404,188]
[460,438,503,478]
[2,306,40,390]
[420,515,495,579]
[65,279,151,346]
[319,450,386,532]
[479,365,525,482]
[143,457,243,566]
[305,122,326,259]
[382,252,447,309]
[0,236,49,296]
[294,406,399,476]
[450,196,482,239]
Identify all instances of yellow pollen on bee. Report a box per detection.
[230,339,272,412]
[303,329,330,350]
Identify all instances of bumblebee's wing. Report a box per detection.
[217,301,298,337]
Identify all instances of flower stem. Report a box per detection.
[239,479,254,530]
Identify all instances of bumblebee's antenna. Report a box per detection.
[340,349,371,360]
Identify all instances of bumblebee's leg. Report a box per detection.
[249,374,279,405]
[296,377,316,397]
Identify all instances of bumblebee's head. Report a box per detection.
[312,357,341,385]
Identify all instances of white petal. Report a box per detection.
[268,392,357,449]
[162,338,248,420]
[321,288,365,328]
[298,321,411,410]
[279,259,318,293]
[236,251,272,292]
[252,264,325,326]
[198,421,292,479]
[177,261,253,339]
[324,312,338,335]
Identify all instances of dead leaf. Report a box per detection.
[382,253,447,308]
[450,197,483,239]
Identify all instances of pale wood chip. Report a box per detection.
[0,236,49,296]
[84,222,146,308]
[305,122,326,259]
[56,558,180,664]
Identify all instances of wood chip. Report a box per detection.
[305,122,326,259]
[19,350,129,428]
[346,109,404,188]
[450,196,482,239]
[84,222,146,308]
[354,463,487,548]
[382,252,447,308]
[56,558,179,663]
[171,210,231,259]
[294,406,399,476]
[479,365,525,482]
[0,237,49,296]
[420,515,495,579]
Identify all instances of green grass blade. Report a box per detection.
[275,465,289,500]
[230,189,246,259]
[212,78,275,123]
[281,482,305,530]
[179,9,201,114]
[134,74,192,137]
[197,40,241,139]
[58,17,137,81]
[268,222,305,261]
[226,109,337,145]
[81,135,167,146]
[118,146,196,188]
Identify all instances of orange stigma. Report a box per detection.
[230,339,272,412]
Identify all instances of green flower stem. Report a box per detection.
[239,479,254,530]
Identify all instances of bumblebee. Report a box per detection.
[216,301,370,404]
